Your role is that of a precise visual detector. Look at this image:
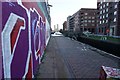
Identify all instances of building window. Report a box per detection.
[85,13,88,15]
[114,18,116,22]
[84,20,87,22]
[112,27,115,35]
[103,0,106,2]
[103,20,104,23]
[97,20,99,23]
[115,4,117,8]
[103,4,105,8]
[103,15,105,19]
[92,24,95,26]
[81,20,84,23]
[92,17,95,19]
[92,20,95,23]
[88,20,91,23]
[114,11,117,15]
[98,28,100,32]
[100,16,102,19]
[88,17,91,19]
[106,20,108,23]
[102,28,104,33]
[103,10,105,13]
[106,14,108,18]
[106,8,108,12]
[100,6,102,9]
[84,24,87,26]
[107,3,109,6]
[98,3,100,6]
[100,11,102,14]
[84,16,87,19]
[115,0,118,2]
[81,24,83,26]
[100,21,101,24]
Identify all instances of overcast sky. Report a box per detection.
[49,0,97,30]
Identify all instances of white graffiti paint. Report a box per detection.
[1,13,25,78]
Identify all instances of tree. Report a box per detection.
[59,29,63,33]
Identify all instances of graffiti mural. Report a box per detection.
[0,1,2,79]
[0,0,50,79]
[30,8,46,75]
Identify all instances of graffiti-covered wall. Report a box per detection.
[0,0,51,78]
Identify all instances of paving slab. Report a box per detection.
[36,36,120,79]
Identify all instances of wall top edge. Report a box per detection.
[0,0,47,2]
[97,0,120,2]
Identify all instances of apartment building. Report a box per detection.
[73,11,80,32]
[79,8,97,33]
[97,0,120,36]
[67,16,72,31]
[63,21,67,31]
[69,16,75,31]
[66,8,97,33]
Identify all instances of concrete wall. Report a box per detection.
[0,0,50,78]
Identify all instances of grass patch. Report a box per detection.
[85,35,120,43]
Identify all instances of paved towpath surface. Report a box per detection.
[36,36,120,79]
